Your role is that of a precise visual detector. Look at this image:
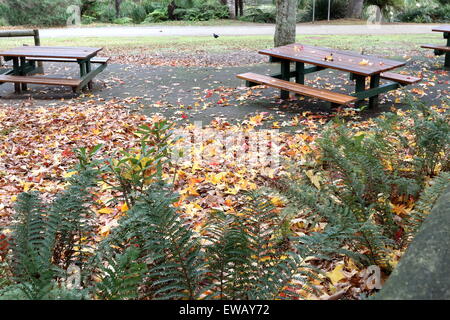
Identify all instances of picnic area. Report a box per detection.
[0,0,449,304]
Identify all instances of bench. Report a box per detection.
[421,44,450,54]
[380,72,422,86]
[0,75,82,92]
[26,57,110,64]
[237,72,357,105]
[0,29,43,73]
[421,41,450,69]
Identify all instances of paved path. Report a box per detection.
[38,24,439,38]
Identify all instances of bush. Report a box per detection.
[143,8,169,23]
[0,0,74,26]
[396,4,450,23]
[275,104,449,272]
[81,15,95,25]
[113,17,133,25]
[85,2,116,23]
[119,0,147,24]
[173,2,229,21]
[240,7,276,23]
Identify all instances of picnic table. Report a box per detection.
[421,25,450,69]
[0,46,109,93]
[237,43,421,109]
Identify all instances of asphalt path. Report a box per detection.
[36,23,439,38]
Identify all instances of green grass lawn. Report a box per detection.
[0,33,443,57]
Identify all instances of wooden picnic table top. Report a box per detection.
[0,46,102,60]
[259,43,406,76]
[432,25,450,33]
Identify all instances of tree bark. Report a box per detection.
[275,0,298,47]
[114,0,122,18]
[345,0,364,19]
[227,0,236,19]
[168,1,178,20]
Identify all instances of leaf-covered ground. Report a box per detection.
[0,37,449,299]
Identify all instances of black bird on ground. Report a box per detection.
[213,33,219,38]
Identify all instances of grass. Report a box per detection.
[0,33,443,56]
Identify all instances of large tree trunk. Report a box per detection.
[235,0,244,17]
[275,0,298,47]
[115,0,122,18]
[168,1,178,20]
[226,0,236,19]
[345,0,364,19]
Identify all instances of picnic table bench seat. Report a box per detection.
[237,72,357,105]
[422,26,450,69]
[380,72,422,85]
[26,56,110,64]
[421,44,450,52]
[0,74,82,91]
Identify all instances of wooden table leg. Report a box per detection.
[445,33,450,69]
[369,74,381,109]
[86,60,93,89]
[280,60,290,99]
[352,73,366,108]
[12,58,21,94]
[19,57,27,91]
[295,62,305,84]
[78,61,87,91]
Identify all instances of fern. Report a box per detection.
[204,192,320,300]
[9,192,62,299]
[95,246,147,300]
[50,169,98,280]
[405,172,450,237]
[103,184,205,299]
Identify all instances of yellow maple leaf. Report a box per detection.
[63,171,78,178]
[23,182,32,192]
[97,207,113,215]
[327,264,346,285]
[305,170,321,190]
[270,196,285,207]
[358,59,369,66]
[120,203,129,212]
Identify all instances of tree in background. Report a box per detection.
[115,0,122,18]
[274,0,298,47]
[346,0,365,18]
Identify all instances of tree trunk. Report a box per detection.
[115,0,122,18]
[345,0,364,19]
[227,0,236,19]
[168,1,177,20]
[275,0,298,47]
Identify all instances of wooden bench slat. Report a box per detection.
[26,57,110,64]
[380,72,422,85]
[237,72,357,105]
[0,75,81,87]
[421,44,450,52]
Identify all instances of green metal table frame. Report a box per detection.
[433,32,450,69]
[246,57,407,109]
[2,55,106,93]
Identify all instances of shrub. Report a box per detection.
[240,7,276,23]
[113,17,133,25]
[396,4,450,23]
[86,1,116,23]
[81,15,95,25]
[119,0,147,23]
[143,8,169,23]
[275,105,449,272]
[0,0,74,26]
